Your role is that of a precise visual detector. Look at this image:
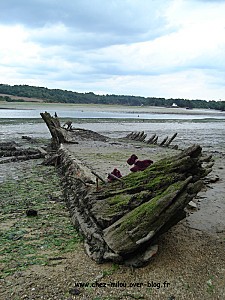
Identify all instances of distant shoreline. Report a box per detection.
[0,101,225,116]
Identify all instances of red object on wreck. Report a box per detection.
[127,154,153,172]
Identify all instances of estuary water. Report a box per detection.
[0,103,225,154]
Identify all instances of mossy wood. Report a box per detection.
[41,112,213,266]
[0,141,46,164]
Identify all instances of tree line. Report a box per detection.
[0,83,224,111]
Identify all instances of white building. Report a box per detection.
[172,103,178,107]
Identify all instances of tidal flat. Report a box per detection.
[0,101,225,154]
[0,160,81,278]
[0,103,225,299]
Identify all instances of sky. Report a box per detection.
[0,0,225,101]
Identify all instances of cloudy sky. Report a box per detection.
[0,0,225,100]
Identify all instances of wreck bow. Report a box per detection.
[41,112,213,267]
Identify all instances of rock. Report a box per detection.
[26,209,38,217]
[124,244,159,267]
[187,201,197,209]
[205,175,220,183]
[22,136,37,143]
[69,288,81,295]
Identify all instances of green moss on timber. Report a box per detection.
[100,155,187,211]
[100,172,181,208]
[99,191,150,217]
[118,180,185,232]
[146,174,169,189]
[101,157,177,196]
[122,171,177,194]
[108,194,131,209]
[108,190,148,206]
[122,158,175,188]
[120,196,160,229]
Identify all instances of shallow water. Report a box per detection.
[0,105,225,154]
[0,105,225,120]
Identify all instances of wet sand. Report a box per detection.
[1,106,225,299]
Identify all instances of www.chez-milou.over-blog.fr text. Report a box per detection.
[74,281,170,289]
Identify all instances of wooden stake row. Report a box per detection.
[125,131,178,148]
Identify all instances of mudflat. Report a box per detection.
[0,131,224,299]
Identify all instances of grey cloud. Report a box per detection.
[30,27,146,50]
[0,0,166,32]
[89,58,165,76]
[8,65,61,83]
[0,0,171,48]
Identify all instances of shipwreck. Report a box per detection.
[41,112,213,267]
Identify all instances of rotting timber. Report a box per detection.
[41,112,214,267]
[0,141,46,164]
